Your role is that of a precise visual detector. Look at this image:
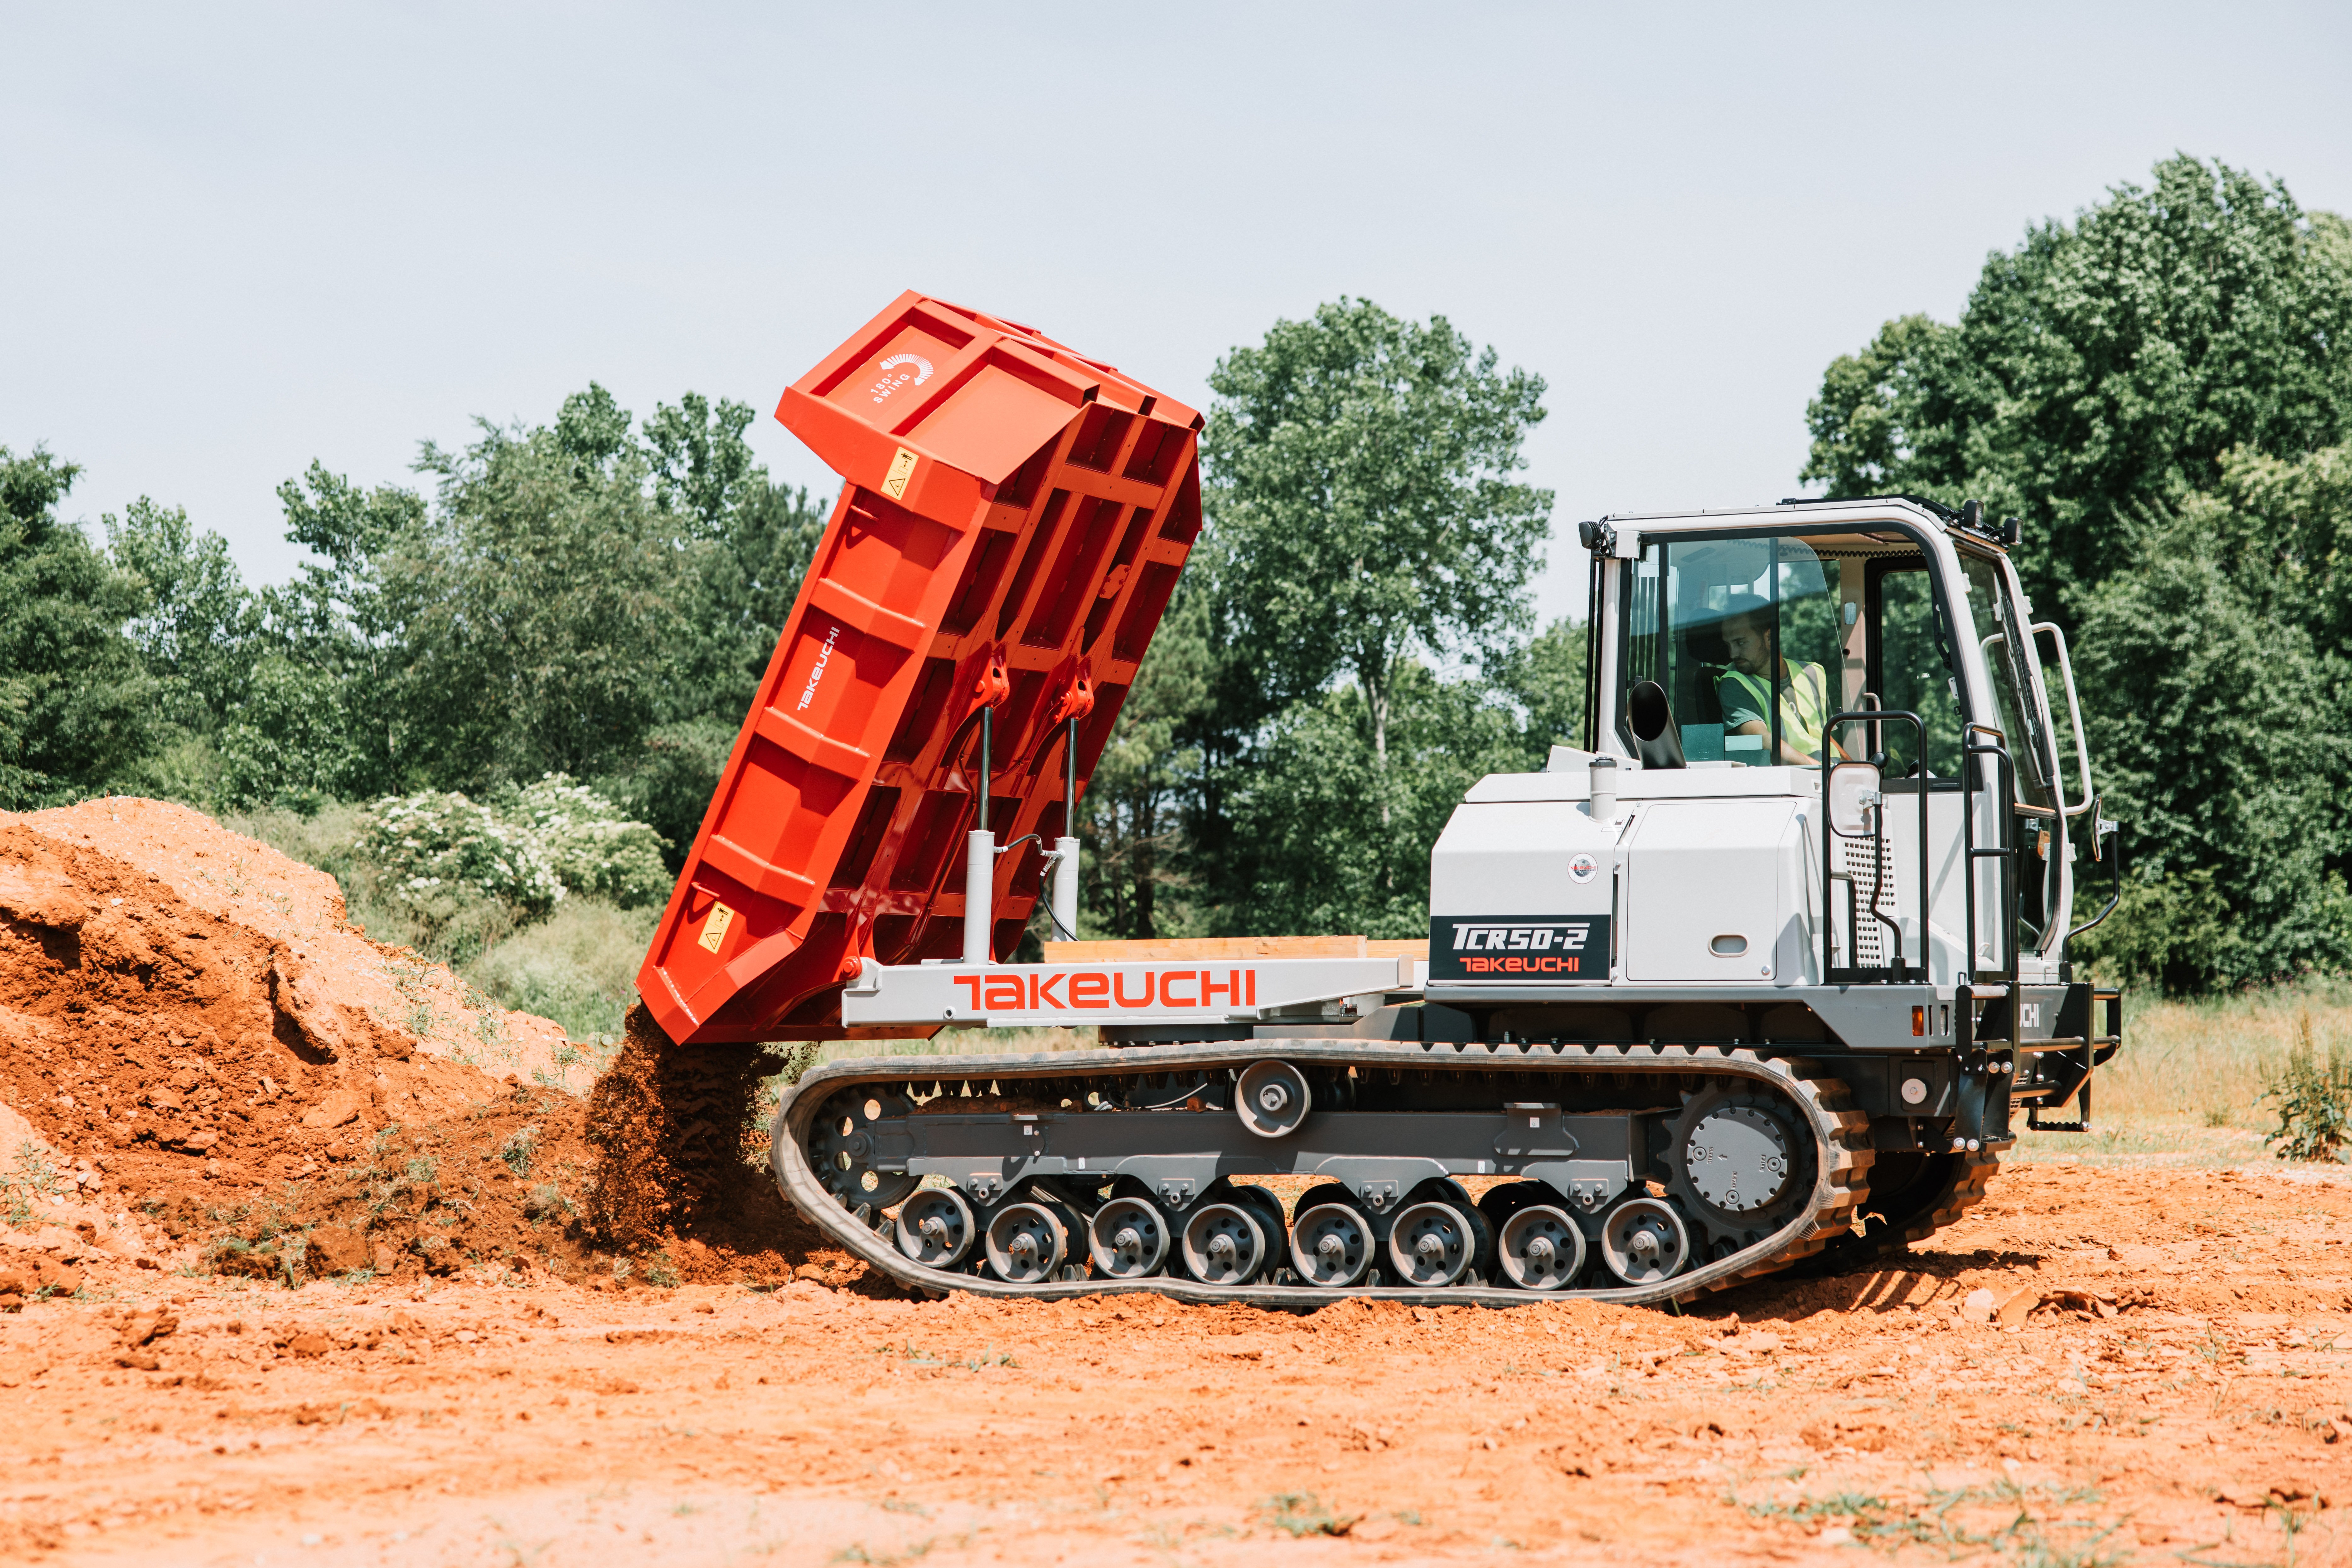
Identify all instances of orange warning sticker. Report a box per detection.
[881,446,917,500]
[697,902,735,954]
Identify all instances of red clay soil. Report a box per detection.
[0,803,862,1301]
[13,801,2352,1563]
[1,1162,2350,1565]
[12,798,571,1083]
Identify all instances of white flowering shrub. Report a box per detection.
[357,774,669,935]
[497,775,672,910]
[359,792,567,916]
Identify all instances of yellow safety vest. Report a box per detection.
[1721,660,1831,756]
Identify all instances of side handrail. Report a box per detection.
[1962,723,2020,991]
[2032,621,2096,819]
[1819,708,1931,984]
[2067,791,2125,941]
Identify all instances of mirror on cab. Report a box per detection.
[1826,760,1882,837]
[1627,680,1687,770]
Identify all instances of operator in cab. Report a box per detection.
[1717,600,1838,765]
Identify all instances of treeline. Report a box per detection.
[1805,155,2352,991]
[1,391,826,858]
[0,303,1584,951]
[6,154,2351,992]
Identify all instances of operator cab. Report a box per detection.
[1430,496,2105,1055]
[1589,498,2089,980]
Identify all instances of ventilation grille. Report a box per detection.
[1832,832,1901,969]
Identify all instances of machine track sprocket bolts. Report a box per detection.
[1685,1104,1794,1214]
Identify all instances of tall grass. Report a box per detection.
[461,898,659,1045]
[2092,980,2352,1126]
[2008,980,2352,1166]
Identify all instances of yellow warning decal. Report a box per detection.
[881,446,917,500]
[697,902,735,954]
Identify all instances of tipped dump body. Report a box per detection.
[636,292,1204,1046]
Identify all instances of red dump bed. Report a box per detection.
[636,292,1204,1045]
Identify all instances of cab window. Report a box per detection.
[1622,529,1965,776]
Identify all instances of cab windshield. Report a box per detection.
[1621,528,1966,777]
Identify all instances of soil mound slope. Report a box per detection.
[13,798,570,1083]
[0,802,859,1295]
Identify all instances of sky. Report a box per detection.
[6,3,2350,627]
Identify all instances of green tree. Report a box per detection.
[264,459,432,795]
[642,391,763,529]
[1231,661,1542,937]
[0,446,155,806]
[2071,444,2352,987]
[1079,586,1214,939]
[105,498,261,732]
[1487,614,1588,756]
[403,388,696,787]
[1201,299,1553,816]
[1804,156,2352,617]
[215,655,359,810]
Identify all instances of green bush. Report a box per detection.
[360,789,565,915]
[2264,1016,2352,1162]
[2071,868,2234,993]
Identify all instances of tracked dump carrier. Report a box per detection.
[638,293,2125,1306]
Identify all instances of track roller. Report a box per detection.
[1496,1204,1585,1290]
[1179,1198,1269,1285]
[1599,1196,1690,1285]
[895,1187,977,1268]
[1088,1194,1171,1279]
[983,1199,1070,1283]
[1290,1186,1376,1288]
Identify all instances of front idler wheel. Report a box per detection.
[1599,1196,1690,1285]
[810,1090,919,1214]
[1497,1204,1586,1290]
[1088,1195,1171,1279]
[983,1200,1069,1284]
[895,1187,977,1268]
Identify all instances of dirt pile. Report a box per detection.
[0,816,583,1281]
[13,798,570,1083]
[583,1002,859,1287]
[0,800,857,1296]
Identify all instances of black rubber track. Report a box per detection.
[1799,1145,2003,1272]
[773,1040,1874,1309]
